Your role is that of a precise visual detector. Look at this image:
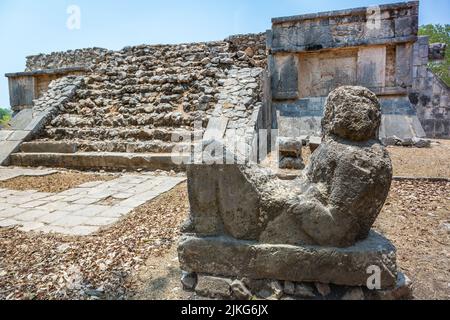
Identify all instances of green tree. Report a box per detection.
[0,107,11,126]
[419,24,450,86]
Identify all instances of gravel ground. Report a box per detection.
[374,180,450,300]
[0,172,116,193]
[388,140,450,178]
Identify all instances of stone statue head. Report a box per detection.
[322,86,381,141]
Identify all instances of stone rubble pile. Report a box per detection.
[26,48,108,72]
[33,35,266,154]
[381,135,432,148]
[33,76,85,115]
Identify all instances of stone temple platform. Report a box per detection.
[0,170,185,236]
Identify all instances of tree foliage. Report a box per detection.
[0,107,11,126]
[419,24,450,86]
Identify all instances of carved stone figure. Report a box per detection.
[179,86,406,299]
[183,86,393,248]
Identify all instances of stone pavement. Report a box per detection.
[0,174,186,236]
[0,166,58,181]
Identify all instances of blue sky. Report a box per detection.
[0,0,449,109]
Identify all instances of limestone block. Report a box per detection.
[396,44,413,88]
[203,116,229,141]
[309,136,322,153]
[299,51,357,98]
[178,231,398,289]
[395,16,418,38]
[271,55,299,100]
[274,99,325,138]
[279,157,304,170]
[0,130,13,141]
[357,46,386,90]
[9,109,34,130]
[278,137,303,157]
[20,141,77,153]
[6,130,31,141]
[0,141,21,165]
[185,164,263,240]
[195,276,232,299]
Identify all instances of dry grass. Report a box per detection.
[388,140,450,178]
[0,172,116,193]
[374,180,450,300]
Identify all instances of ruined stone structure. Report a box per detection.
[2,0,446,300]
[1,1,448,170]
[267,1,447,142]
[411,36,449,138]
[1,36,267,168]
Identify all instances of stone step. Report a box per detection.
[21,139,193,154]
[20,141,77,153]
[43,127,202,142]
[10,152,189,172]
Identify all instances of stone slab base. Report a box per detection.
[10,152,189,172]
[181,273,413,300]
[178,231,398,289]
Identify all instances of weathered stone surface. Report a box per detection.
[428,43,447,60]
[279,156,304,170]
[283,281,295,295]
[271,55,299,100]
[0,76,84,165]
[410,36,450,138]
[0,141,22,165]
[294,283,316,299]
[181,272,197,291]
[25,48,108,72]
[20,141,77,153]
[185,272,412,300]
[381,135,431,148]
[341,288,365,300]
[185,87,393,248]
[180,86,401,294]
[0,167,57,181]
[322,86,381,141]
[309,136,322,152]
[184,164,263,239]
[230,280,253,300]
[10,152,188,172]
[195,276,232,299]
[270,2,419,53]
[267,1,448,140]
[278,137,302,157]
[178,231,398,289]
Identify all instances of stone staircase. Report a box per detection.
[7,36,267,171]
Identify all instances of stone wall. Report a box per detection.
[429,43,447,61]
[411,36,450,138]
[225,33,267,68]
[266,1,443,140]
[26,48,108,71]
[269,1,418,53]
